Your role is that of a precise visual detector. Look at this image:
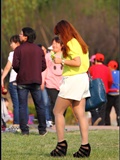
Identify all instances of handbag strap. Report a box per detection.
[87,71,92,80]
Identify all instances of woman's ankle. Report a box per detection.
[58,140,66,143]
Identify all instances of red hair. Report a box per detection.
[54,20,88,57]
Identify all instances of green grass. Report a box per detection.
[2,129,119,160]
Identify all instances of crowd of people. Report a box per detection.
[1,20,119,158]
[88,54,119,126]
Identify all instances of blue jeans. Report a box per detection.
[41,88,52,121]
[17,84,46,134]
[9,82,29,125]
[9,82,20,124]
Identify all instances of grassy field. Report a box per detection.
[2,129,119,160]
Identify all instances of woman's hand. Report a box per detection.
[54,56,81,67]
[54,57,62,64]
[40,84,45,90]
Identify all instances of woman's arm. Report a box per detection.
[54,56,81,67]
[1,61,12,87]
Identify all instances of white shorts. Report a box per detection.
[58,73,90,101]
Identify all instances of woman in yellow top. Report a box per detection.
[50,20,91,158]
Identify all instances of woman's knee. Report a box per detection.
[53,107,64,117]
[53,108,56,115]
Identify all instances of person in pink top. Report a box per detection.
[38,44,53,128]
[44,36,64,124]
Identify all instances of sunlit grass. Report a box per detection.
[2,129,119,160]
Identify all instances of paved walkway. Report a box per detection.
[29,124,119,133]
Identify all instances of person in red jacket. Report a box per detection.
[12,27,47,135]
[89,53,113,125]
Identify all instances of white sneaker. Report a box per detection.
[46,121,53,128]
[6,125,21,133]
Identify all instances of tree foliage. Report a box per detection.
[1,0,119,68]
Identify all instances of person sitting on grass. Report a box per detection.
[1,97,13,131]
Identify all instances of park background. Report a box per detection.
[1,0,119,125]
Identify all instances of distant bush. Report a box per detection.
[65,107,77,125]
[28,104,77,125]
[28,104,37,118]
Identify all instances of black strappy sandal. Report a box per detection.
[50,140,68,157]
[73,143,91,158]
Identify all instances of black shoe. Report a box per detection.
[73,143,91,158]
[50,140,68,157]
[39,130,47,136]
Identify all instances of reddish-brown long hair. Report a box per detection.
[54,20,88,57]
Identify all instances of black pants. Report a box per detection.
[90,102,107,125]
[46,88,67,124]
[105,94,120,126]
[46,88,59,123]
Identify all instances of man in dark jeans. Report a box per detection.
[12,27,47,135]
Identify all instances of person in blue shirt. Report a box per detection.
[105,60,120,126]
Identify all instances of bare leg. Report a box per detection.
[53,96,71,142]
[73,98,89,145]
[51,97,91,157]
[72,99,91,158]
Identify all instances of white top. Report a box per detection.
[8,51,17,82]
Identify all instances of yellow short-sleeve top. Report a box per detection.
[62,38,90,76]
